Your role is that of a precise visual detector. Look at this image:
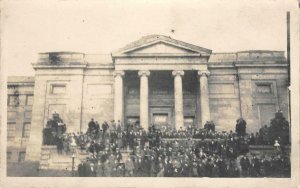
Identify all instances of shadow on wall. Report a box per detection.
[7,161,74,177]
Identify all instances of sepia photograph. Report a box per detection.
[0,0,299,187]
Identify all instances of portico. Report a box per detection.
[113,69,211,131]
[112,35,212,130]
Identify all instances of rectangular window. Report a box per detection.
[8,95,18,106]
[7,152,12,160]
[7,123,16,141]
[184,116,194,129]
[184,116,194,125]
[26,95,34,106]
[153,114,168,125]
[22,123,31,138]
[256,83,272,94]
[51,84,66,94]
[24,111,32,119]
[18,152,26,162]
[126,117,140,125]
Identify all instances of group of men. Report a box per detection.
[248,111,290,146]
[239,154,290,177]
[43,113,67,148]
[76,134,290,177]
[73,116,290,177]
[41,110,290,177]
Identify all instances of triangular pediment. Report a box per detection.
[129,41,197,54]
[112,35,212,57]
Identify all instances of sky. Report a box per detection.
[1,0,297,76]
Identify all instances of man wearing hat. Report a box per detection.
[77,160,85,177]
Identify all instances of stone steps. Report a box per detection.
[41,155,50,160]
[39,145,57,170]
[39,145,134,171]
[39,145,86,171]
[51,161,73,170]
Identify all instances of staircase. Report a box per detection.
[39,145,84,171]
[39,145,57,169]
[39,145,133,171]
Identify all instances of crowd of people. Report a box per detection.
[75,121,290,177]
[252,112,290,145]
[77,148,290,177]
[43,113,67,154]
[42,111,291,177]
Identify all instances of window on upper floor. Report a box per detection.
[8,95,19,106]
[22,122,31,138]
[256,83,272,94]
[7,122,16,141]
[26,95,34,106]
[51,84,66,94]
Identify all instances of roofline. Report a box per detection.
[237,50,285,53]
[113,35,212,55]
[39,51,85,54]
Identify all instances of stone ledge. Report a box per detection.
[249,145,291,150]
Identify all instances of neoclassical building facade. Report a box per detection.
[24,35,289,161]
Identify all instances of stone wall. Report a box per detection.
[81,69,114,132]
[208,69,241,132]
[7,77,34,163]
[208,51,289,134]
[26,53,86,161]
[26,71,85,161]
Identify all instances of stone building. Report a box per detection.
[7,77,34,163]
[8,35,288,162]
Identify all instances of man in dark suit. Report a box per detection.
[164,159,174,177]
[102,121,109,134]
[252,155,261,177]
[82,158,91,177]
[240,155,250,177]
[236,118,247,136]
[88,118,96,133]
[95,121,100,135]
[78,160,85,177]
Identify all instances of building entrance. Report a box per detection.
[150,107,173,131]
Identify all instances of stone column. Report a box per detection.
[198,70,211,126]
[113,70,125,124]
[172,70,184,130]
[138,70,150,130]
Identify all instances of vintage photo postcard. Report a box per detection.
[0,0,299,187]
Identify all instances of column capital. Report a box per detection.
[138,70,150,77]
[197,70,210,77]
[172,70,184,77]
[113,70,125,77]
